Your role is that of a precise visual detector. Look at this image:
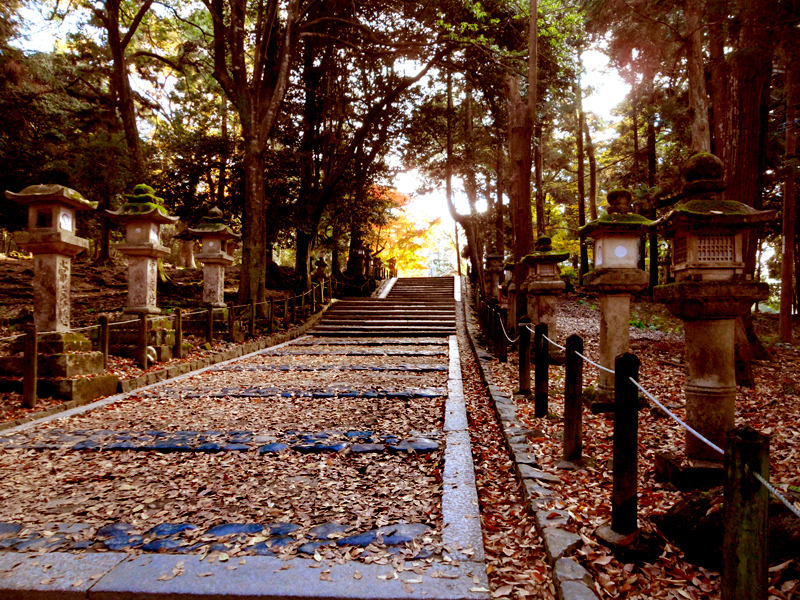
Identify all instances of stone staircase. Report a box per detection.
[310,276,456,337]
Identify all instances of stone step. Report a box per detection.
[309,327,455,337]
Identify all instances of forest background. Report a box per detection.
[0,0,798,341]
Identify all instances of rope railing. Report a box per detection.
[541,333,567,352]
[0,333,25,343]
[630,375,799,520]
[498,315,520,343]
[576,350,615,374]
[629,377,724,456]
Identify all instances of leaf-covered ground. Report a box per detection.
[474,294,800,599]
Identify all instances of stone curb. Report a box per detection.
[0,302,336,434]
[457,283,599,600]
[0,551,490,600]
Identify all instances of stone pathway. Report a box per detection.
[0,277,488,600]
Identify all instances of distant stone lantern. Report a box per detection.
[5,184,97,332]
[387,258,397,278]
[522,236,569,344]
[653,153,775,462]
[188,207,240,308]
[485,253,504,300]
[106,184,178,314]
[313,256,328,281]
[372,256,384,279]
[580,189,652,408]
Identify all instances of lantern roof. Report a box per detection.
[520,236,569,264]
[651,199,776,235]
[651,153,776,234]
[106,184,177,224]
[5,184,98,210]
[187,206,240,240]
[579,189,652,238]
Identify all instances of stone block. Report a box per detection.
[542,527,582,565]
[536,509,571,533]
[155,345,172,362]
[39,374,119,403]
[558,580,599,600]
[518,464,562,484]
[554,558,593,587]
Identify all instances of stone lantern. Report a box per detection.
[106,184,178,314]
[352,248,367,279]
[372,256,384,279]
[653,153,775,464]
[5,184,97,333]
[313,256,328,281]
[485,253,504,300]
[188,207,240,307]
[387,258,397,278]
[580,189,652,409]
[521,236,569,345]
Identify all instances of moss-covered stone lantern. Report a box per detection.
[653,153,775,463]
[106,184,178,314]
[188,207,240,308]
[580,189,652,409]
[485,253,504,300]
[521,236,569,344]
[5,185,97,332]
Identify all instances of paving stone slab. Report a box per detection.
[89,540,488,600]
[557,580,599,600]
[0,551,126,600]
[442,431,485,563]
[541,528,582,565]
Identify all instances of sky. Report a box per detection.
[395,48,631,230]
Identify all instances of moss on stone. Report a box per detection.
[117,201,170,217]
[125,184,165,206]
[672,199,752,216]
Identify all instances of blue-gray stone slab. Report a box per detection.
[204,523,264,537]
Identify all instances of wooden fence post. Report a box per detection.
[227,301,236,341]
[517,316,531,396]
[722,426,769,600]
[99,315,109,370]
[291,295,297,324]
[206,306,214,343]
[611,352,640,535]
[301,291,306,318]
[22,323,37,409]
[283,298,289,329]
[563,334,584,462]
[267,298,274,333]
[534,323,549,418]
[174,308,183,359]
[249,302,256,337]
[498,308,508,363]
[138,313,149,369]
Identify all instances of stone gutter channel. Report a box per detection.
[0,288,490,600]
[458,280,599,600]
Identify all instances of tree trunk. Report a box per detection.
[708,0,728,157]
[535,122,545,236]
[685,0,711,153]
[574,67,588,279]
[507,76,533,320]
[238,138,267,304]
[583,116,597,221]
[780,36,799,342]
[495,118,505,255]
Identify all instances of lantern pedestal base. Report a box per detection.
[654,451,724,491]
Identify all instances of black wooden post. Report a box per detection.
[722,426,769,600]
[138,313,149,369]
[22,323,37,409]
[173,308,183,359]
[227,301,236,341]
[612,352,640,535]
[99,315,109,370]
[498,308,508,363]
[301,291,306,318]
[206,306,214,343]
[291,295,297,324]
[534,323,549,418]
[517,316,531,396]
[563,334,584,462]
[249,302,256,337]
[283,298,289,329]
[267,298,274,333]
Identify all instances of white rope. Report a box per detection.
[181,310,207,317]
[629,377,724,456]
[498,315,519,343]
[752,472,800,520]
[108,318,140,327]
[542,334,566,352]
[0,333,25,343]
[576,351,615,374]
[70,324,100,333]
